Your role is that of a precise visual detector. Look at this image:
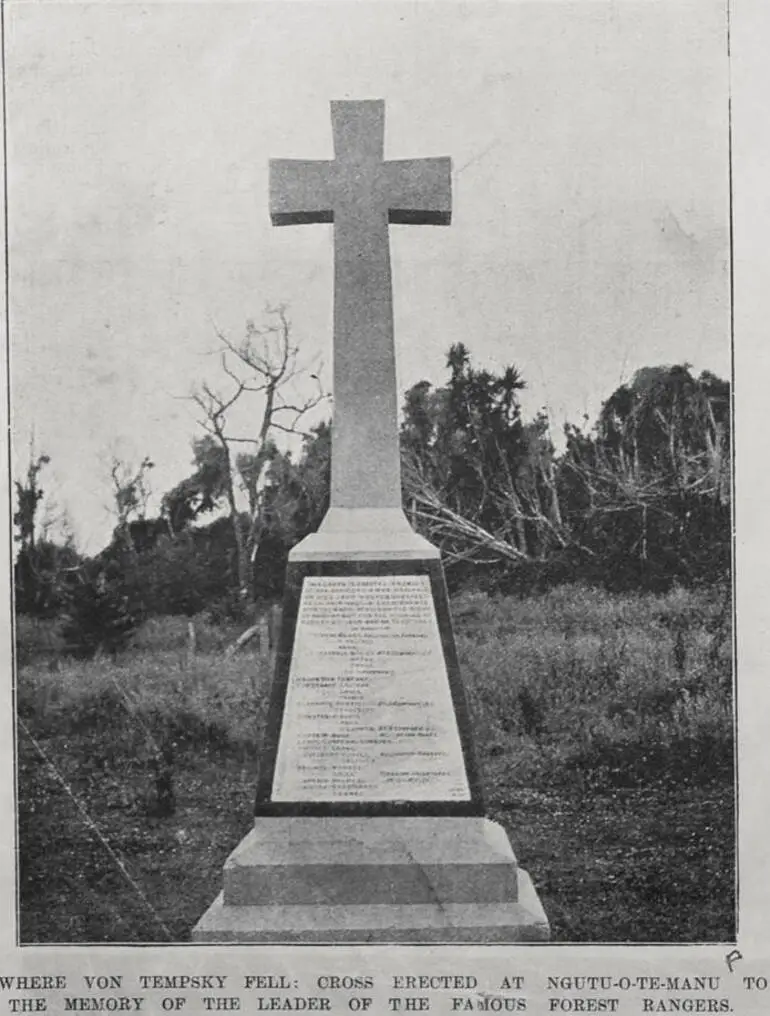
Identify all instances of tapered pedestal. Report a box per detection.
[192,816,549,943]
[193,509,550,943]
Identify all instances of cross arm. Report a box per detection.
[269,159,337,226]
[384,157,452,226]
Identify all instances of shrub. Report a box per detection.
[60,571,140,659]
[14,615,64,668]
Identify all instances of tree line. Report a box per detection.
[14,312,731,657]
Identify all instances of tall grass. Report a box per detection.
[17,582,732,786]
[453,583,733,791]
[17,614,272,757]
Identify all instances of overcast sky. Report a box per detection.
[7,0,730,553]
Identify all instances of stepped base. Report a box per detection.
[192,817,549,943]
[193,872,548,943]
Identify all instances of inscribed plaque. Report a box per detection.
[272,576,471,802]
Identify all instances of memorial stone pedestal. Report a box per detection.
[193,101,549,944]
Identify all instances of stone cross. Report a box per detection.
[270,100,451,511]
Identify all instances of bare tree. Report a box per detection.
[109,454,155,555]
[190,305,327,605]
[14,433,50,555]
[403,445,585,569]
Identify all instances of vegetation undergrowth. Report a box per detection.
[16,582,734,944]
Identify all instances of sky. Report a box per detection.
[6,0,731,553]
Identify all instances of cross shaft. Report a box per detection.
[270,100,451,511]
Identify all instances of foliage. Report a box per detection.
[14,342,731,622]
[13,450,85,617]
[402,343,561,564]
[109,455,155,545]
[133,355,730,609]
[401,346,585,587]
[251,421,332,596]
[14,539,83,618]
[558,366,731,591]
[59,564,141,660]
[14,615,64,669]
[130,421,332,612]
[14,451,50,550]
[402,354,730,594]
[161,436,231,532]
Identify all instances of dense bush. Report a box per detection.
[59,569,141,660]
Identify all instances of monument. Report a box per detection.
[193,100,549,943]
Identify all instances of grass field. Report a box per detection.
[15,583,735,943]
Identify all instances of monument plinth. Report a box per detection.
[193,100,549,943]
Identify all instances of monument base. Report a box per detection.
[192,817,549,943]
